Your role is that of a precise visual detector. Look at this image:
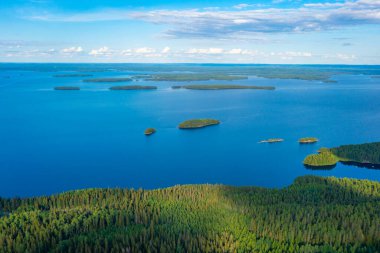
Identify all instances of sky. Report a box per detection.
[0,0,379,64]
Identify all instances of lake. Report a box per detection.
[1,64,380,197]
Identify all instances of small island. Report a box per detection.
[172,85,275,90]
[144,128,156,136]
[303,142,380,169]
[83,78,132,83]
[109,85,157,90]
[53,74,93,78]
[259,138,284,143]
[178,119,220,129]
[303,148,339,167]
[299,137,319,144]
[54,86,80,90]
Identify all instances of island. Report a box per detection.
[144,128,156,136]
[178,119,220,129]
[144,73,248,82]
[54,86,80,90]
[303,142,380,168]
[0,176,379,253]
[172,85,275,90]
[53,74,93,77]
[259,138,284,143]
[83,77,132,83]
[109,85,157,90]
[299,137,319,144]
[303,148,339,168]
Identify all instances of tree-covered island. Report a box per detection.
[83,78,133,83]
[109,85,157,90]
[178,119,220,129]
[54,86,80,90]
[259,138,284,143]
[303,142,380,168]
[53,74,93,78]
[142,73,248,81]
[172,85,275,90]
[144,128,156,135]
[299,137,319,144]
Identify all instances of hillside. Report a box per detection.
[0,176,379,253]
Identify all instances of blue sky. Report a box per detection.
[0,0,379,64]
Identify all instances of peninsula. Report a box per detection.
[303,142,380,168]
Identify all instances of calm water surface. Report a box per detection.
[1,65,380,196]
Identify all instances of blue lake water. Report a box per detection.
[1,64,380,197]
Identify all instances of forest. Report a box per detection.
[0,176,379,253]
[304,142,380,167]
[330,142,380,164]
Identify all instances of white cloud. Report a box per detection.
[233,4,251,9]
[22,0,380,42]
[162,46,171,53]
[323,53,357,61]
[62,46,83,53]
[228,48,243,54]
[89,46,112,56]
[186,48,224,54]
[278,51,313,57]
[134,47,156,54]
[127,1,380,39]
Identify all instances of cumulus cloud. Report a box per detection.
[323,53,356,61]
[128,0,380,39]
[23,0,380,41]
[229,48,243,54]
[89,46,111,56]
[62,46,83,53]
[233,4,251,9]
[162,46,171,53]
[134,47,156,54]
[186,48,224,54]
[2,46,361,63]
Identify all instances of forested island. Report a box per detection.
[304,142,380,168]
[142,73,248,82]
[144,128,156,135]
[299,137,318,144]
[0,176,379,253]
[109,85,157,90]
[53,74,93,78]
[259,138,284,143]
[83,78,132,83]
[178,119,220,129]
[172,85,275,90]
[54,86,80,90]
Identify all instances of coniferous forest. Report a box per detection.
[330,142,380,164]
[0,176,379,253]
